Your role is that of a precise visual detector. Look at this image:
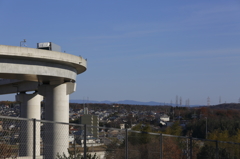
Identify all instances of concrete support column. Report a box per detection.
[16,92,42,157]
[39,82,75,159]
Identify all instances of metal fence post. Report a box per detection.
[189,137,192,159]
[160,133,163,159]
[33,118,36,159]
[125,128,128,159]
[215,140,219,159]
[74,134,76,158]
[84,124,87,159]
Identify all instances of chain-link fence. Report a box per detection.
[0,115,240,159]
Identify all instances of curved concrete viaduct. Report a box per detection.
[0,45,87,158]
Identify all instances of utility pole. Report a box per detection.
[176,95,178,106]
[178,111,180,121]
[186,99,190,107]
[180,97,182,106]
[219,96,221,104]
[205,117,208,139]
[173,108,175,122]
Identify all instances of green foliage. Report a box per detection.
[208,129,229,141]
[56,152,98,159]
[164,121,182,136]
[184,107,240,139]
[131,123,151,132]
[56,149,98,159]
[197,144,231,159]
[184,119,206,138]
[233,129,240,143]
[128,123,153,145]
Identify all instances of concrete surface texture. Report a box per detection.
[0,45,87,83]
[16,93,43,156]
[0,44,87,158]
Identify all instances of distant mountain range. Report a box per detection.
[70,99,162,105]
[70,99,202,107]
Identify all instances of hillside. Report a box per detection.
[201,103,240,110]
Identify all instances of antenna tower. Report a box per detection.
[180,97,182,106]
[207,97,210,106]
[219,96,221,104]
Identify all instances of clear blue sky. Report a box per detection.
[0,0,240,105]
